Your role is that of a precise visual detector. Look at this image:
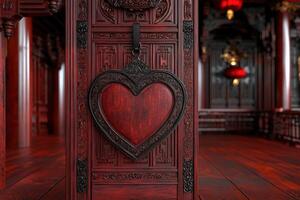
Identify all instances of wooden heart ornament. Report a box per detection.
[89,59,187,159]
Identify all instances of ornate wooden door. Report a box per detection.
[66,0,199,199]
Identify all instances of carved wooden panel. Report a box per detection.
[92,0,176,26]
[89,59,187,159]
[67,0,198,198]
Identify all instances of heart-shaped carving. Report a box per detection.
[89,59,187,159]
[101,83,174,146]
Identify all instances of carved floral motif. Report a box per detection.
[105,0,161,11]
[93,32,177,40]
[98,0,117,23]
[92,171,177,183]
[154,0,170,24]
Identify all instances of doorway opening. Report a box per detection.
[1,10,66,199]
[198,1,300,199]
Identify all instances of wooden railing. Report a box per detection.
[199,110,258,133]
[199,110,300,145]
[258,111,300,144]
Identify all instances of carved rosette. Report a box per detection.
[105,0,161,11]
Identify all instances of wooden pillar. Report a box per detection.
[0,35,7,190]
[48,66,60,135]
[58,63,65,135]
[6,17,32,149]
[198,47,206,110]
[276,11,291,110]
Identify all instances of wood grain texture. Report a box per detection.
[66,0,198,199]
[2,134,300,199]
[6,18,32,149]
[199,134,300,200]
[101,83,174,145]
[6,25,20,149]
[0,35,6,190]
[0,135,65,199]
[92,185,177,200]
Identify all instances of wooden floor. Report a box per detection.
[199,134,300,200]
[0,135,65,200]
[1,134,300,200]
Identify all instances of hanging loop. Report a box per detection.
[132,23,141,59]
[132,42,141,59]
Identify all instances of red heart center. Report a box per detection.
[100,83,174,146]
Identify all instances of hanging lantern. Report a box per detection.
[224,66,247,86]
[224,66,247,79]
[220,0,243,20]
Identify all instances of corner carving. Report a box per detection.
[154,0,171,24]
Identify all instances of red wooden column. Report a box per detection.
[0,34,7,190]
[6,17,32,149]
[276,10,291,110]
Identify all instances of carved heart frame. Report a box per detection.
[89,59,187,160]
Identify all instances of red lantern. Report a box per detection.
[219,0,243,20]
[224,66,247,79]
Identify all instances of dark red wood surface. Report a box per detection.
[66,0,199,199]
[31,51,50,135]
[6,25,21,149]
[199,134,300,200]
[101,83,174,145]
[0,135,65,200]
[6,18,33,149]
[0,35,6,190]
[276,11,291,110]
[1,134,300,199]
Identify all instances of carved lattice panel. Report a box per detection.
[92,42,178,168]
[93,0,176,26]
[69,0,197,198]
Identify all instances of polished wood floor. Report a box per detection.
[1,134,300,199]
[199,134,300,200]
[0,135,65,200]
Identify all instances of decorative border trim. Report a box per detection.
[77,21,88,49]
[105,0,161,11]
[89,58,187,160]
[77,159,88,193]
[183,20,193,49]
[183,159,194,192]
[76,0,89,196]
[92,171,177,184]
